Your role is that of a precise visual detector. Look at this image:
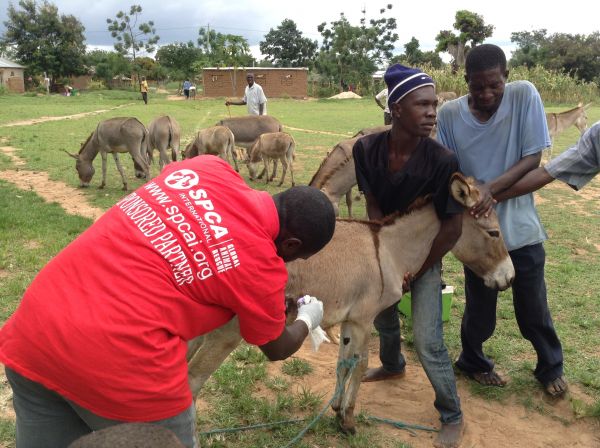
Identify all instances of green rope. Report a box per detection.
[198,356,437,446]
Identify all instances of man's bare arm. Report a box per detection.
[494,166,555,202]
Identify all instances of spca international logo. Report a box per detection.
[164,169,199,190]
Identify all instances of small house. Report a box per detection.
[0,57,25,93]
[202,67,308,99]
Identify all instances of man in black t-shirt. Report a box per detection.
[353,64,464,448]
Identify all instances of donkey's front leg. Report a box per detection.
[112,153,128,191]
[331,321,370,435]
[100,151,108,189]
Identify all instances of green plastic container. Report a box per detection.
[397,286,454,322]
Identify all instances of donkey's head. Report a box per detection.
[245,139,263,181]
[64,133,95,187]
[450,173,515,291]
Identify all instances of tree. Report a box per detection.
[395,37,444,69]
[155,41,204,79]
[198,29,254,94]
[1,0,87,80]
[316,4,398,91]
[86,50,130,86]
[259,19,318,67]
[435,10,494,69]
[510,30,600,84]
[106,4,159,79]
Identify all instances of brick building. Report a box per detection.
[0,57,25,93]
[202,67,308,98]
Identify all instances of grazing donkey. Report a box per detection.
[186,174,515,435]
[246,132,296,186]
[66,117,150,191]
[184,126,237,171]
[147,116,181,171]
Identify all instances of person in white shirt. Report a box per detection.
[374,88,391,125]
[225,73,267,115]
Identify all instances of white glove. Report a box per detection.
[295,295,324,331]
[295,295,330,352]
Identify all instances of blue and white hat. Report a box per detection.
[385,64,434,108]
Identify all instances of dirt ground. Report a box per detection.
[1,115,599,447]
[259,338,600,448]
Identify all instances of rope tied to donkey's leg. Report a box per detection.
[281,356,359,448]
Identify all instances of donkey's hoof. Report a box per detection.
[336,416,356,435]
[122,185,128,191]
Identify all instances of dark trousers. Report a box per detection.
[456,243,563,383]
[142,92,148,104]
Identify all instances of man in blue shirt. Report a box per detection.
[437,44,567,398]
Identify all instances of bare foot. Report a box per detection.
[434,419,465,448]
[361,366,406,383]
[457,365,507,387]
[544,375,568,397]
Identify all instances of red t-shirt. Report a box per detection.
[0,156,288,421]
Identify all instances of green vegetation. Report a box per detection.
[0,93,598,447]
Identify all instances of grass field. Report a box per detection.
[0,91,599,447]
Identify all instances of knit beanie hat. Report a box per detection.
[385,64,434,108]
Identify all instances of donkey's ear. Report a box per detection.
[63,149,79,159]
[450,173,477,208]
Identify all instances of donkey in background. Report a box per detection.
[545,102,592,159]
[66,117,150,191]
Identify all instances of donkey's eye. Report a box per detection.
[487,230,500,238]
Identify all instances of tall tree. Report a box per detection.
[316,4,398,89]
[1,0,87,80]
[86,50,130,86]
[259,19,317,67]
[435,10,494,69]
[511,30,600,84]
[198,29,254,94]
[155,41,204,79]
[106,4,159,79]
[396,37,444,69]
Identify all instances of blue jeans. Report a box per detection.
[374,262,462,424]
[456,243,563,384]
[5,367,198,448]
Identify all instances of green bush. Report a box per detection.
[87,80,106,90]
[0,85,8,95]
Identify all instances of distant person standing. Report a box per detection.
[225,73,267,115]
[374,87,391,125]
[182,79,192,99]
[140,77,149,105]
[189,83,196,100]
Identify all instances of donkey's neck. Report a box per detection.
[79,133,99,161]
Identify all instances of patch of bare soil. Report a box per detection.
[167,95,185,101]
[0,147,104,221]
[328,91,363,99]
[283,125,352,139]
[0,170,103,221]
[252,337,600,448]
[0,103,134,128]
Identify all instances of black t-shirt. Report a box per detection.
[353,131,462,219]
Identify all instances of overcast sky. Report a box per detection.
[1,0,599,60]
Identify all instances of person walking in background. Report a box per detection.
[355,64,464,448]
[0,156,335,448]
[436,43,568,398]
[225,73,267,115]
[374,87,392,125]
[182,79,192,99]
[140,76,149,105]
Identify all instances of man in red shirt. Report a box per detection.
[0,155,335,448]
